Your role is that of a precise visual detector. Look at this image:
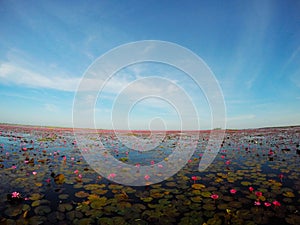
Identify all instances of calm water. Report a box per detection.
[0,125,300,225]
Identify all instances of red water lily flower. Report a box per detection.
[191,176,197,183]
[230,189,237,194]
[273,200,281,207]
[211,194,219,200]
[255,191,263,197]
[249,186,254,192]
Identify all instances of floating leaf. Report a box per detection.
[58,203,73,212]
[32,200,41,207]
[241,181,252,186]
[203,204,216,211]
[84,184,103,190]
[35,182,43,187]
[140,197,153,202]
[4,206,23,217]
[283,191,295,198]
[192,183,205,189]
[191,196,202,203]
[54,174,65,184]
[58,194,69,200]
[90,197,107,209]
[30,193,43,201]
[75,191,89,198]
[34,206,51,215]
[77,218,93,225]
[201,191,212,198]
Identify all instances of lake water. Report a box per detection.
[0,125,299,225]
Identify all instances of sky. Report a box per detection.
[0,0,300,130]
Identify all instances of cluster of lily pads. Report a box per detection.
[0,125,299,224]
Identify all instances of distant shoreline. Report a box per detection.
[0,122,299,133]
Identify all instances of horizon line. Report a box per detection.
[0,122,299,132]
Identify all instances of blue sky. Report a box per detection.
[0,0,299,130]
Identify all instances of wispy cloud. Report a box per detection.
[0,61,80,91]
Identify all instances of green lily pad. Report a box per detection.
[58,203,73,212]
[90,197,107,209]
[58,194,69,200]
[191,196,202,203]
[203,204,216,211]
[4,206,23,217]
[30,193,43,201]
[34,206,51,215]
[75,191,89,198]
[201,191,212,198]
[241,181,252,186]
[140,197,153,202]
[77,218,93,225]
[283,191,295,198]
[192,183,206,189]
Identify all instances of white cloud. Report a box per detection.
[0,61,80,91]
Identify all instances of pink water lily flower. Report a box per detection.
[144,174,150,180]
[211,194,219,200]
[11,165,17,169]
[273,200,281,207]
[11,192,20,198]
[249,186,254,192]
[254,201,261,206]
[32,171,37,176]
[107,173,116,179]
[230,189,237,194]
[135,163,141,169]
[74,170,79,174]
[264,202,271,207]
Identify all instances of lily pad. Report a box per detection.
[54,174,65,184]
[34,205,51,215]
[191,196,202,203]
[30,193,43,201]
[75,191,89,198]
[58,203,73,212]
[90,197,107,209]
[203,203,216,211]
[58,194,69,200]
[192,183,206,189]
[283,191,295,198]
